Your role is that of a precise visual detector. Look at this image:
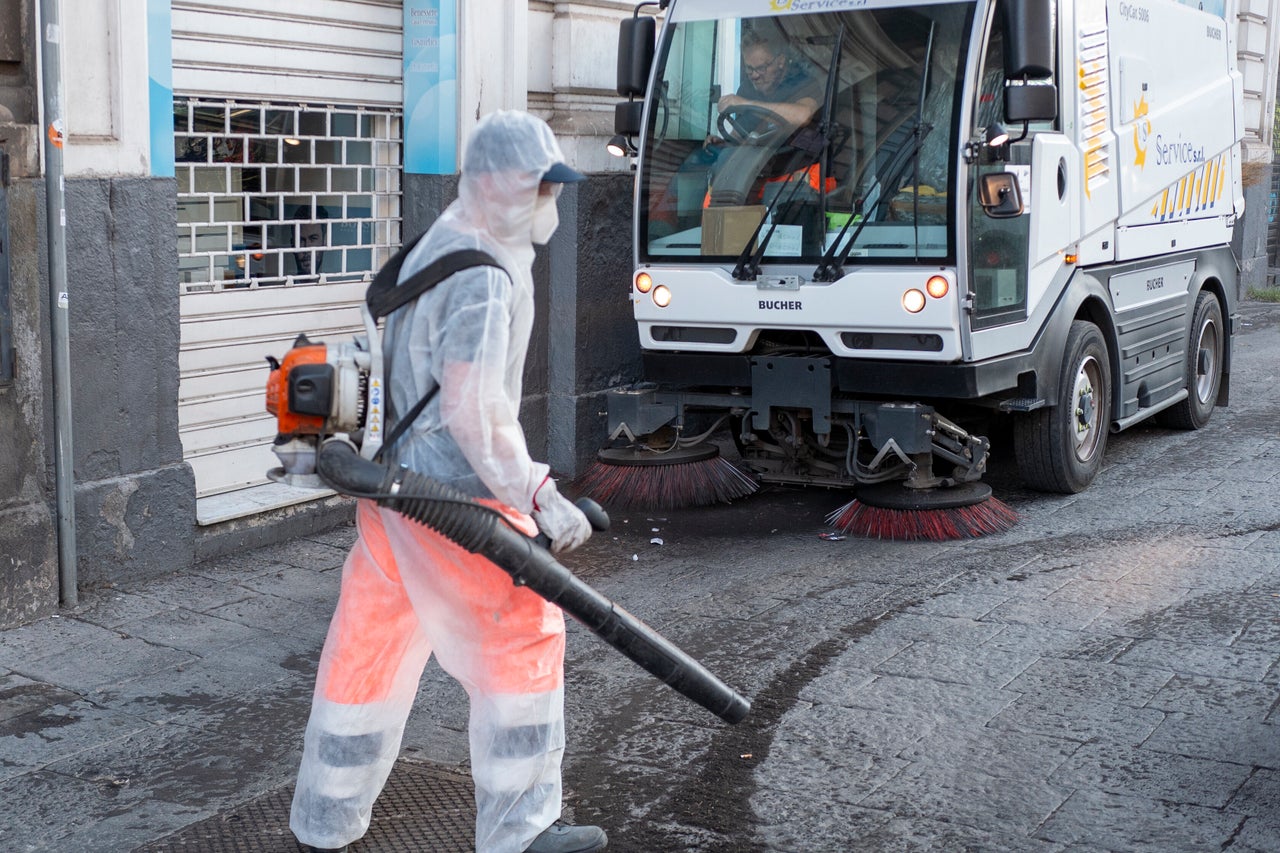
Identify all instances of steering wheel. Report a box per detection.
[717,104,788,146]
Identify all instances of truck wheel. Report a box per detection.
[1156,290,1223,430]
[1014,320,1111,493]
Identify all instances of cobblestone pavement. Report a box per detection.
[3,302,1280,852]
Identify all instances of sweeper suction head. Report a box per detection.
[572,443,759,511]
[827,481,1017,541]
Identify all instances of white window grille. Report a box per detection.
[175,100,402,293]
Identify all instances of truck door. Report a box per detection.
[966,6,1031,333]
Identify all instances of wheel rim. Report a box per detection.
[1194,315,1221,404]
[1071,354,1104,462]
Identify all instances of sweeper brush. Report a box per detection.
[827,482,1018,541]
[572,444,759,511]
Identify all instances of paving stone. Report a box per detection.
[863,613,1005,649]
[1227,817,1280,853]
[231,562,345,605]
[798,703,936,759]
[977,622,1102,659]
[752,800,895,852]
[1121,590,1257,645]
[988,693,1167,746]
[0,768,200,853]
[14,632,200,695]
[825,673,1018,729]
[752,734,908,808]
[0,673,76,723]
[1033,788,1245,850]
[1235,612,1280,651]
[69,590,178,630]
[1049,741,1252,808]
[204,593,332,645]
[0,616,120,670]
[0,697,153,784]
[1004,657,1174,708]
[1142,712,1280,769]
[135,571,257,613]
[904,591,1009,620]
[858,759,1071,837]
[1120,547,1274,593]
[83,654,310,730]
[897,727,1079,780]
[1226,767,1280,819]
[1145,674,1280,721]
[45,715,300,814]
[873,640,1038,689]
[1046,577,1188,611]
[1115,638,1279,681]
[980,597,1106,631]
[115,608,265,656]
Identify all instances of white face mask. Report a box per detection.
[530,191,560,245]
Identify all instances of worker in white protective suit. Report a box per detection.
[290,110,606,853]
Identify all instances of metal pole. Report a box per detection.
[38,0,77,607]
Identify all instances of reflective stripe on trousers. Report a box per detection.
[291,499,566,853]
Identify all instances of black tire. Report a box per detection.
[1155,290,1223,430]
[1014,320,1111,494]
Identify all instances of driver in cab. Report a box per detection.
[717,27,821,133]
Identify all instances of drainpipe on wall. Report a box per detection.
[38,0,77,607]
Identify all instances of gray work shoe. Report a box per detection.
[525,820,608,853]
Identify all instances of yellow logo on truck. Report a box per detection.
[770,0,793,9]
[1132,93,1151,169]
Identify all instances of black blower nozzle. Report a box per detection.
[316,440,750,725]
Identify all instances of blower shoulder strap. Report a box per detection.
[365,237,505,461]
[366,237,502,320]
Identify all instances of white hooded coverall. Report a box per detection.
[290,110,588,853]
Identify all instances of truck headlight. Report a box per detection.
[653,285,672,308]
[902,289,926,313]
[635,272,653,294]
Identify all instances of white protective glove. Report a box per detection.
[531,477,592,554]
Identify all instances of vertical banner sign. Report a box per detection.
[404,0,459,175]
[147,0,174,177]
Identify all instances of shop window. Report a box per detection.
[174,100,403,292]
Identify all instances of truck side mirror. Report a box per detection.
[1005,83,1058,123]
[1001,0,1053,80]
[978,172,1024,218]
[617,15,656,98]
[614,100,644,137]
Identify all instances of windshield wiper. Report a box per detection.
[731,27,845,282]
[812,21,936,282]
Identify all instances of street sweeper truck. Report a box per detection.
[586,0,1244,535]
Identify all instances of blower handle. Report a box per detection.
[534,497,611,550]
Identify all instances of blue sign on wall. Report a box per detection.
[147,0,174,177]
[404,0,459,175]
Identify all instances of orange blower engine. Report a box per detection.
[263,317,384,487]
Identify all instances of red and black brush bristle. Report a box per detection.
[572,444,758,511]
[827,481,1018,541]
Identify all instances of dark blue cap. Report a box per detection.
[541,161,586,183]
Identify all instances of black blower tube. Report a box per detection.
[316,440,750,725]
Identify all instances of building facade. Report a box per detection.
[0,0,640,627]
[2,0,1278,627]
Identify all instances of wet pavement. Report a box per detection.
[5,301,1280,852]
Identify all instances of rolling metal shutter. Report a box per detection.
[173,2,404,519]
[172,0,404,106]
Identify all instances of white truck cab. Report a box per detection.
[605,0,1242,495]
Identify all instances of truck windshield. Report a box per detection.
[640,2,975,266]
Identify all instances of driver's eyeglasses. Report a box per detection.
[744,55,781,77]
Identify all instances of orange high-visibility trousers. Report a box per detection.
[290,499,567,853]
